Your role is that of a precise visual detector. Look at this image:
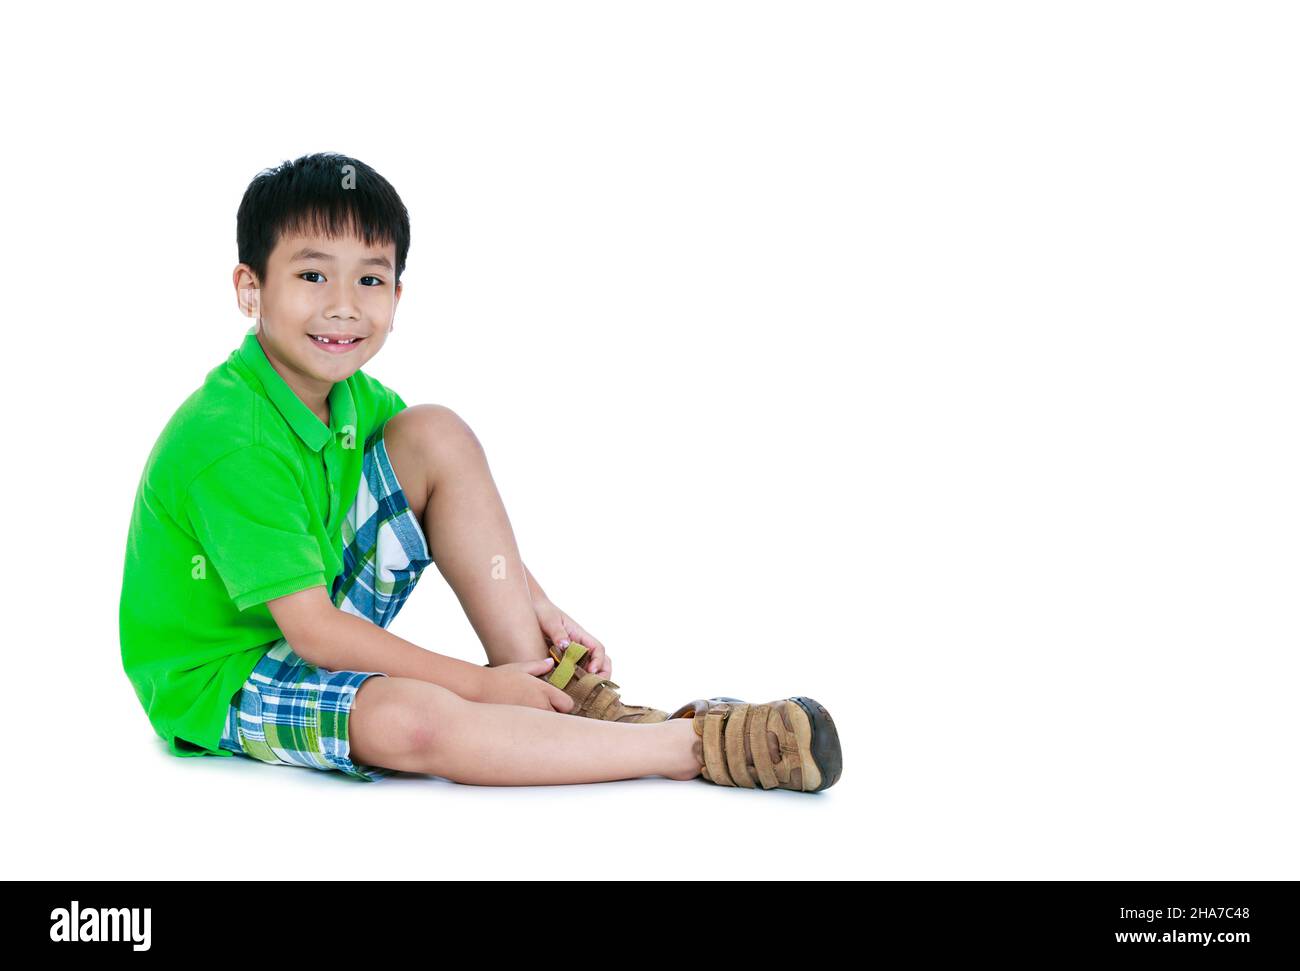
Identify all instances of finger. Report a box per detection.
[550,686,575,713]
[570,625,605,655]
[542,615,571,651]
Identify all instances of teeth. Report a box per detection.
[312,335,358,344]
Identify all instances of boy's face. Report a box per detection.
[236,227,402,403]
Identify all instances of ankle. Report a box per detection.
[663,719,702,781]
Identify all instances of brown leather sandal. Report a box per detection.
[542,641,670,723]
[668,696,842,792]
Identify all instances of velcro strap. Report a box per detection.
[702,706,735,786]
[546,642,589,689]
[722,703,757,788]
[748,706,782,789]
[570,677,602,709]
[587,682,620,719]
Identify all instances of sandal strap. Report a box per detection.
[698,702,786,790]
[747,705,782,789]
[700,706,734,785]
[576,676,621,719]
[546,641,589,689]
[545,643,634,718]
[723,704,758,789]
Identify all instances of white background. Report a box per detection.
[2,0,1296,880]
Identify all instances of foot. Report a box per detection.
[668,696,843,792]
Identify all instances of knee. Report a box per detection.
[389,403,484,459]
[407,682,469,756]
[353,676,466,762]
[405,689,463,756]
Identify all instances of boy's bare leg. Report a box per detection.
[349,676,702,785]
[383,405,550,668]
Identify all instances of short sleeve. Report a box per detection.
[183,446,327,611]
[373,386,408,434]
[388,388,408,418]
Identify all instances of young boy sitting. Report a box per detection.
[118,152,841,792]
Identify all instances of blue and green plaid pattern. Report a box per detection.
[218,420,433,781]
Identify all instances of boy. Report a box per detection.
[118,152,842,791]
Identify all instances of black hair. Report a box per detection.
[236,152,410,287]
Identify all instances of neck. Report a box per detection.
[255,331,333,423]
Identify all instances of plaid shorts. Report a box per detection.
[217,419,433,782]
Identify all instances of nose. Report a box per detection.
[323,278,362,322]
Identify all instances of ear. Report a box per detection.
[233,265,261,318]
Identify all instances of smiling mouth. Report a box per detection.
[308,334,366,353]
[309,334,363,344]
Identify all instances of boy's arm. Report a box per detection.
[265,586,488,700]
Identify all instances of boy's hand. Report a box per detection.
[531,596,612,680]
[472,659,575,712]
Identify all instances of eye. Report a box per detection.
[361,276,384,287]
[299,271,324,283]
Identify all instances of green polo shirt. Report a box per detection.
[119,325,408,759]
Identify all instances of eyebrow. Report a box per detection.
[289,247,393,269]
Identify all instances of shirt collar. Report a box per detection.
[235,326,358,453]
